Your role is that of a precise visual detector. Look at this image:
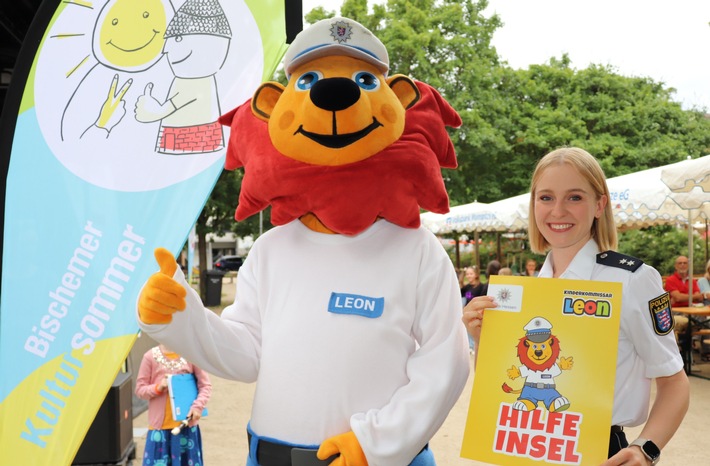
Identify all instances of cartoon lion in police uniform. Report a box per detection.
[502,317,574,412]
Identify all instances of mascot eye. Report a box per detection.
[295,71,323,91]
[353,71,380,91]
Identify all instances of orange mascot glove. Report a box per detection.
[137,248,187,324]
[317,431,368,466]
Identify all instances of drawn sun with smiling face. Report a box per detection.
[93,0,168,72]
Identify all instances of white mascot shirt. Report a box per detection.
[139,219,470,465]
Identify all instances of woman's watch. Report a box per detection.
[629,438,660,465]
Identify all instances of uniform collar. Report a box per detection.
[540,239,600,279]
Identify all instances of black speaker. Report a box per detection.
[73,371,134,464]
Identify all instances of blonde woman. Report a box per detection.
[463,147,689,464]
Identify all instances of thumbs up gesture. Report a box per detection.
[134,83,168,123]
[138,248,187,324]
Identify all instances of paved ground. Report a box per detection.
[130,278,710,465]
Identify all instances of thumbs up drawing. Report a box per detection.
[135,82,172,123]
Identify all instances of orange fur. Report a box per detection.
[516,335,560,372]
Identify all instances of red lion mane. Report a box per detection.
[516,335,561,372]
[219,81,461,236]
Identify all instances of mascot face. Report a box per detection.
[252,55,419,166]
[517,336,560,372]
[219,16,461,235]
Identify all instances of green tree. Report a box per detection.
[493,58,710,197]
[193,170,241,300]
[307,1,710,204]
[201,0,710,267]
[319,0,508,205]
[618,226,706,275]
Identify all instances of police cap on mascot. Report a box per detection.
[137,16,470,466]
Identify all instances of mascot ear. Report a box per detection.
[251,82,286,123]
[387,74,421,110]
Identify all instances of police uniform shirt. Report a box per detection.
[538,239,683,426]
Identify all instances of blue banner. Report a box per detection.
[0,0,298,463]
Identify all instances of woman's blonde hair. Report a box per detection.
[528,147,617,254]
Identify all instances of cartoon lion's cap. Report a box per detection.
[524,317,553,343]
[283,16,389,78]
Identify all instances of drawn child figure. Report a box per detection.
[60,0,174,140]
[135,0,232,155]
[135,344,212,465]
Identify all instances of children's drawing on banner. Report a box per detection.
[501,316,574,413]
[60,0,174,141]
[134,0,232,155]
[34,0,262,191]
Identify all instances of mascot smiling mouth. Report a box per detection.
[295,118,383,148]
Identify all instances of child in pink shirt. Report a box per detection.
[135,344,212,465]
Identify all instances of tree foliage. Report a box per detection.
[619,226,707,275]
[492,59,710,197]
[197,0,710,272]
[307,0,710,204]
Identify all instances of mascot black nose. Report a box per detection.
[310,77,361,112]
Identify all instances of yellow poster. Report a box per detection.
[461,275,622,466]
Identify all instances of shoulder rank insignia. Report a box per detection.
[596,250,643,272]
[648,292,674,335]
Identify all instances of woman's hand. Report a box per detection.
[462,295,497,343]
[599,444,648,466]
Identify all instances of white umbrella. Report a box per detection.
[420,201,504,234]
[660,155,710,304]
[421,157,710,255]
[607,157,710,230]
[660,155,710,211]
[486,193,530,231]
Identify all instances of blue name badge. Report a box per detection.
[328,292,384,318]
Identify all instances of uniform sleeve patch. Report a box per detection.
[648,292,674,335]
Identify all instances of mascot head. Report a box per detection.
[219,17,462,235]
[252,17,417,165]
[516,317,560,372]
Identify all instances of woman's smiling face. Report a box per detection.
[533,162,606,255]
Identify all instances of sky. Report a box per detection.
[301,0,710,111]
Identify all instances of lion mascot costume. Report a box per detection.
[137,17,470,466]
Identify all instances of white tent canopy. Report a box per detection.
[485,193,530,231]
[420,201,506,234]
[660,155,710,298]
[421,155,710,234]
[608,155,710,230]
[661,155,710,211]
